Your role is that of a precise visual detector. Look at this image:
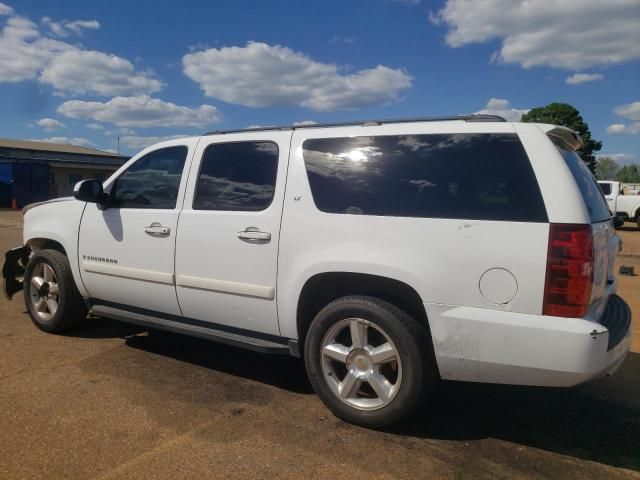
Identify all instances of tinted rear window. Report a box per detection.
[302,133,548,222]
[557,147,611,223]
[194,141,278,211]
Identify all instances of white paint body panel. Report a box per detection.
[77,138,200,316]
[23,198,89,297]
[174,131,292,335]
[426,302,630,386]
[277,121,549,339]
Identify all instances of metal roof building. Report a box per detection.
[0,138,129,208]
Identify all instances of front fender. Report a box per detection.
[23,199,88,297]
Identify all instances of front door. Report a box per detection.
[175,132,292,335]
[78,141,196,315]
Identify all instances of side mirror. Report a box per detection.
[73,179,109,207]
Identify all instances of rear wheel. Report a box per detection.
[304,296,436,428]
[23,249,87,333]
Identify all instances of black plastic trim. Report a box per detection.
[598,294,632,350]
[204,114,506,136]
[89,299,295,355]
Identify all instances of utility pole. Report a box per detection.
[117,136,120,155]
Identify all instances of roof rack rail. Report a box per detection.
[203,114,507,136]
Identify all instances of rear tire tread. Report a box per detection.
[304,295,436,429]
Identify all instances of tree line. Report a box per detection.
[520,102,638,182]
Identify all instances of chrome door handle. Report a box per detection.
[144,223,170,236]
[237,228,271,242]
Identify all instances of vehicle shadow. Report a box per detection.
[83,316,640,471]
[396,352,640,471]
[123,325,312,395]
[67,315,146,339]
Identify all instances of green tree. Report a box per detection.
[617,164,640,183]
[521,103,602,173]
[594,156,619,180]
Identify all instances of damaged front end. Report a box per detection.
[2,246,30,300]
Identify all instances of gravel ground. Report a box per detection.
[1,210,639,479]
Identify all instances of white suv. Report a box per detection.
[3,115,632,428]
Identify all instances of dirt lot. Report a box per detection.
[1,210,639,479]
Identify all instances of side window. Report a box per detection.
[302,133,548,222]
[598,182,612,195]
[111,146,188,209]
[193,141,278,211]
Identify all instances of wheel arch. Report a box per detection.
[26,237,68,256]
[296,272,432,349]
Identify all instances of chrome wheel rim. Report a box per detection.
[29,263,59,322]
[321,318,402,410]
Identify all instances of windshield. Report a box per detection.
[557,147,611,223]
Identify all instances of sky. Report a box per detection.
[0,0,638,159]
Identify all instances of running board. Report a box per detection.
[91,304,295,356]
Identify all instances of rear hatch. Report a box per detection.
[554,143,618,321]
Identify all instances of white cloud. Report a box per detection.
[0,2,13,16]
[474,98,529,121]
[0,7,160,96]
[41,17,99,37]
[58,95,222,129]
[36,118,65,131]
[29,136,96,147]
[86,123,104,130]
[119,134,191,150]
[0,16,73,82]
[183,42,412,111]
[565,73,604,85]
[607,123,640,135]
[40,50,163,96]
[615,101,640,121]
[293,120,318,126]
[431,0,640,70]
[607,100,640,134]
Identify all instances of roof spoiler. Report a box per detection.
[544,126,583,151]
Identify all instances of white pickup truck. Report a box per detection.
[598,181,640,228]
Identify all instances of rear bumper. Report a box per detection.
[426,294,631,387]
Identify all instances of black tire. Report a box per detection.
[23,249,87,333]
[304,295,436,429]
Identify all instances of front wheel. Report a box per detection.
[23,249,87,333]
[304,296,436,428]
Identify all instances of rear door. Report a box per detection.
[174,132,292,335]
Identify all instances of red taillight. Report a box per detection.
[543,224,594,318]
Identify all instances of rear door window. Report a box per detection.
[193,141,279,211]
[557,147,611,223]
[302,133,548,222]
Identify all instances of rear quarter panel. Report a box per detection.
[277,121,551,339]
